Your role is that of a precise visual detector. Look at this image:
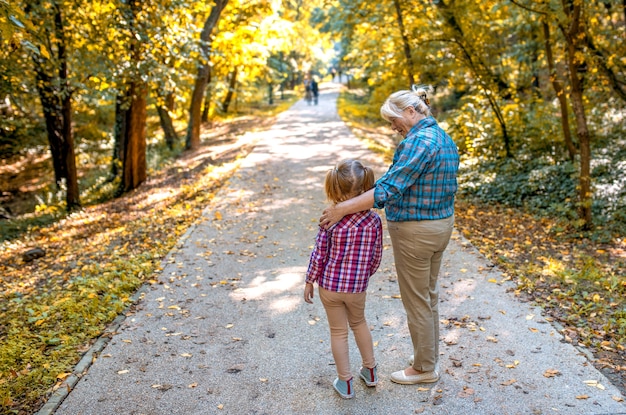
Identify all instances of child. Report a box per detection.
[304,159,383,399]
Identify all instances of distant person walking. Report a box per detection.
[311,78,319,105]
[320,85,459,386]
[304,80,313,105]
[304,159,383,399]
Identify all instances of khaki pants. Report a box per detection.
[319,287,376,380]
[387,215,454,372]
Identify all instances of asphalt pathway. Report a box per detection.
[47,84,625,415]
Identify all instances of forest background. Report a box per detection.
[0,0,624,413]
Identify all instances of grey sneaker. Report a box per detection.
[333,377,354,399]
[359,366,378,386]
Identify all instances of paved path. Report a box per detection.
[50,84,625,415]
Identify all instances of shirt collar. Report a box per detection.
[407,116,436,136]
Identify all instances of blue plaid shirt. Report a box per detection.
[373,117,459,221]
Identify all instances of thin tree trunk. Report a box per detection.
[165,92,175,112]
[186,0,229,149]
[435,1,511,157]
[157,104,178,150]
[222,69,238,113]
[268,82,273,105]
[560,0,593,228]
[393,0,415,87]
[542,20,576,161]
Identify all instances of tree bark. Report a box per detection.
[119,83,147,193]
[559,0,593,228]
[268,82,274,105]
[222,68,238,113]
[393,0,415,87]
[186,0,229,149]
[201,69,212,123]
[157,104,178,150]
[542,20,576,161]
[32,2,80,211]
[110,94,126,180]
[116,0,147,194]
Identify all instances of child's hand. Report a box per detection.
[304,283,314,303]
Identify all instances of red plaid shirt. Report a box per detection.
[306,210,383,293]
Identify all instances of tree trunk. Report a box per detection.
[165,92,175,112]
[268,82,274,105]
[116,0,147,194]
[393,0,415,87]
[110,94,126,180]
[186,0,229,150]
[560,0,593,228]
[542,20,576,161]
[119,83,147,193]
[201,69,212,123]
[157,104,178,150]
[32,3,80,211]
[222,69,238,113]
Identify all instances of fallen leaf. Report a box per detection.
[180,353,192,358]
[576,395,589,400]
[501,379,516,386]
[543,369,561,378]
[458,386,475,397]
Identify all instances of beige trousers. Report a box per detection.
[387,215,454,372]
[319,287,376,380]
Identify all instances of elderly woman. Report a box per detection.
[320,85,459,385]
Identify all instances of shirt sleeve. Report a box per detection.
[369,216,383,277]
[373,135,436,209]
[305,226,329,284]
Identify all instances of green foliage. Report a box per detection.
[459,158,578,212]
